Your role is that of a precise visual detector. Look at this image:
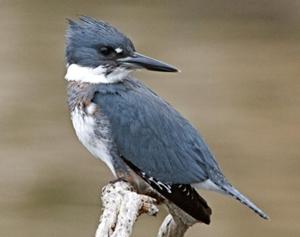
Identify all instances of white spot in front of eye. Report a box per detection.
[115,47,123,54]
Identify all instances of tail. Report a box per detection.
[219,183,269,220]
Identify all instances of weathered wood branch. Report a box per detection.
[95,181,158,237]
[95,180,197,237]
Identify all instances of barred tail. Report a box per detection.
[220,184,269,220]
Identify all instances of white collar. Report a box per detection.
[65,64,131,84]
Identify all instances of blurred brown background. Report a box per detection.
[0,0,299,236]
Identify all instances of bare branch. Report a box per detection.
[95,180,158,237]
[157,214,189,237]
[157,202,198,237]
[95,180,198,237]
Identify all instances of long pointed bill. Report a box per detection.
[117,52,179,72]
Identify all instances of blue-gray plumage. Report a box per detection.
[92,78,219,184]
[65,16,269,224]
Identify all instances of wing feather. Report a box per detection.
[93,79,221,184]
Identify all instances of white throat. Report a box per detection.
[65,64,131,84]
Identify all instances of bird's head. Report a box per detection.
[65,16,178,84]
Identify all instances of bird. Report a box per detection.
[64,16,268,224]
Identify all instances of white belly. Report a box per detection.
[71,106,116,176]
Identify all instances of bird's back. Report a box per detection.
[92,77,221,184]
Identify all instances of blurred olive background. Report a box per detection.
[0,0,299,236]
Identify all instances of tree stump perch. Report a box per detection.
[95,180,197,237]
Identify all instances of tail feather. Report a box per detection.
[220,184,269,220]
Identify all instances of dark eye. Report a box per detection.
[99,46,114,56]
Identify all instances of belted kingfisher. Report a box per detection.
[64,16,268,224]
